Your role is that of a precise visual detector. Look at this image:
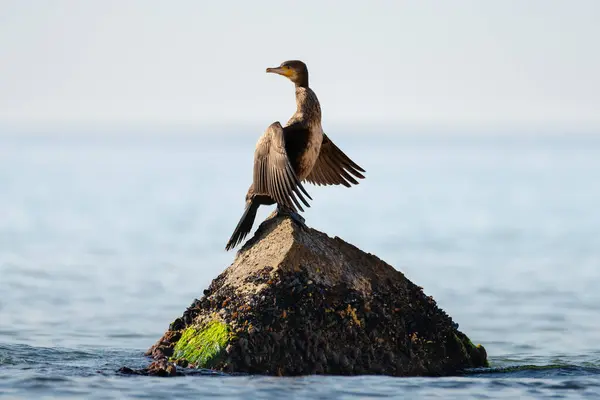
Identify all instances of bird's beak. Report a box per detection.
[266,66,289,77]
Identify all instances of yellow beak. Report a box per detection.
[266,66,291,77]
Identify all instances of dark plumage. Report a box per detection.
[226,60,365,251]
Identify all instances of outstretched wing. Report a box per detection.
[305,133,365,187]
[253,122,312,212]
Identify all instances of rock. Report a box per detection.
[118,359,181,377]
[145,215,488,376]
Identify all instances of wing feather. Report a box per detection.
[305,133,365,187]
[253,122,311,212]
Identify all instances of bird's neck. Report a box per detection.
[294,87,321,124]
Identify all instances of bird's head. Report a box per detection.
[266,60,309,87]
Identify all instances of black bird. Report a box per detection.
[225,60,365,250]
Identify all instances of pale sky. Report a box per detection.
[1,0,599,128]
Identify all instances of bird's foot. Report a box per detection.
[276,207,306,228]
[266,210,279,221]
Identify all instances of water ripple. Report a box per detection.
[1,343,600,399]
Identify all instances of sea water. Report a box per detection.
[1,128,599,399]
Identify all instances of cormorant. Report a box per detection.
[225,60,365,251]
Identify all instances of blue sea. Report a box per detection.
[1,127,599,399]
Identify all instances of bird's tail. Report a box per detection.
[225,199,259,251]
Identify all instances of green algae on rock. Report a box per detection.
[145,215,488,376]
[172,321,229,368]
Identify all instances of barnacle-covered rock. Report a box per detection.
[145,215,487,376]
